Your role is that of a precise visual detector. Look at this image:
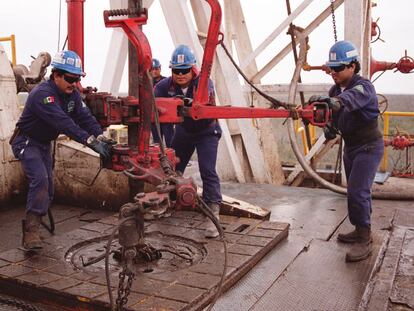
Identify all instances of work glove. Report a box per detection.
[308,95,341,112]
[175,95,193,107]
[323,123,339,140]
[86,135,111,161]
[97,134,117,145]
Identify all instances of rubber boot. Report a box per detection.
[22,213,43,250]
[205,203,220,239]
[338,226,373,244]
[345,226,372,262]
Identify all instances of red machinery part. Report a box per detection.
[186,102,331,127]
[397,54,414,74]
[384,135,414,150]
[103,8,153,155]
[67,0,85,65]
[193,0,223,106]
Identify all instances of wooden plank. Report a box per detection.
[197,188,270,220]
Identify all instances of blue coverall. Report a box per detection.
[154,76,222,204]
[329,74,384,228]
[11,80,103,216]
[151,75,174,147]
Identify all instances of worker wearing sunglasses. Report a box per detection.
[10,50,112,250]
[308,40,383,263]
[154,45,222,238]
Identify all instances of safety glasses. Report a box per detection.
[172,68,191,75]
[329,65,346,73]
[63,74,81,84]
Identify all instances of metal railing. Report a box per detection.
[295,120,316,155]
[0,34,16,66]
[296,111,414,173]
[381,111,414,172]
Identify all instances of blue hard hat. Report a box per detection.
[170,45,196,69]
[51,50,85,76]
[152,58,161,68]
[326,40,360,67]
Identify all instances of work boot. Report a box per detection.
[205,203,220,239]
[22,213,43,250]
[338,226,373,244]
[345,226,372,262]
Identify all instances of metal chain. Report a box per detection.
[0,295,45,311]
[115,263,134,311]
[330,0,338,42]
[115,268,126,310]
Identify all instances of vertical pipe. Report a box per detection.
[10,34,16,66]
[127,0,145,200]
[381,113,390,172]
[67,0,85,64]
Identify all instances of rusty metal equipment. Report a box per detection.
[76,1,331,309]
[83,1,331,214]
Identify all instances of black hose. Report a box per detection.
[196,196,228,311]
[219,41,287,109]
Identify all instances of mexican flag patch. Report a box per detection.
[43,96,55,104]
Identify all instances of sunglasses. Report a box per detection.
[172,68,191,75]
[329,65,347,73]
[63,74,81,84]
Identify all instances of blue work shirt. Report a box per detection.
[329,74,381,145]
[154,75,216,133]
[16,80,102,144]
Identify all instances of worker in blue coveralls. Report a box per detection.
[308,40,384,262]
[154,45,222,238]
[150,58,173,147]
[10,50,112,250]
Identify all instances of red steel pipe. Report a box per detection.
[193,0,222,106]
[67,0,85,65]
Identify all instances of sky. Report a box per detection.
[1,0,413,95]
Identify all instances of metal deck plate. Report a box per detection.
[250,238,382,311]
[0,211,288,311]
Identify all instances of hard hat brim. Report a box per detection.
[170,64,193,69]
[326,61,350,67]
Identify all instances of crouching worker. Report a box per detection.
[154,45,222,238]
[308,41,384,262]
[10,50,112,250]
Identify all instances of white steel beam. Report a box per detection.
[251,0,344,82]
[190,0,287,184]
[240,0,314,71]
[226,0,284,184]
[160,0,246,183]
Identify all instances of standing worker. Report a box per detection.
[150,58,173,147]
[10,50,112,250]
[308,40,384,262]
[154,45,222,238]
[150,58,166,85]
